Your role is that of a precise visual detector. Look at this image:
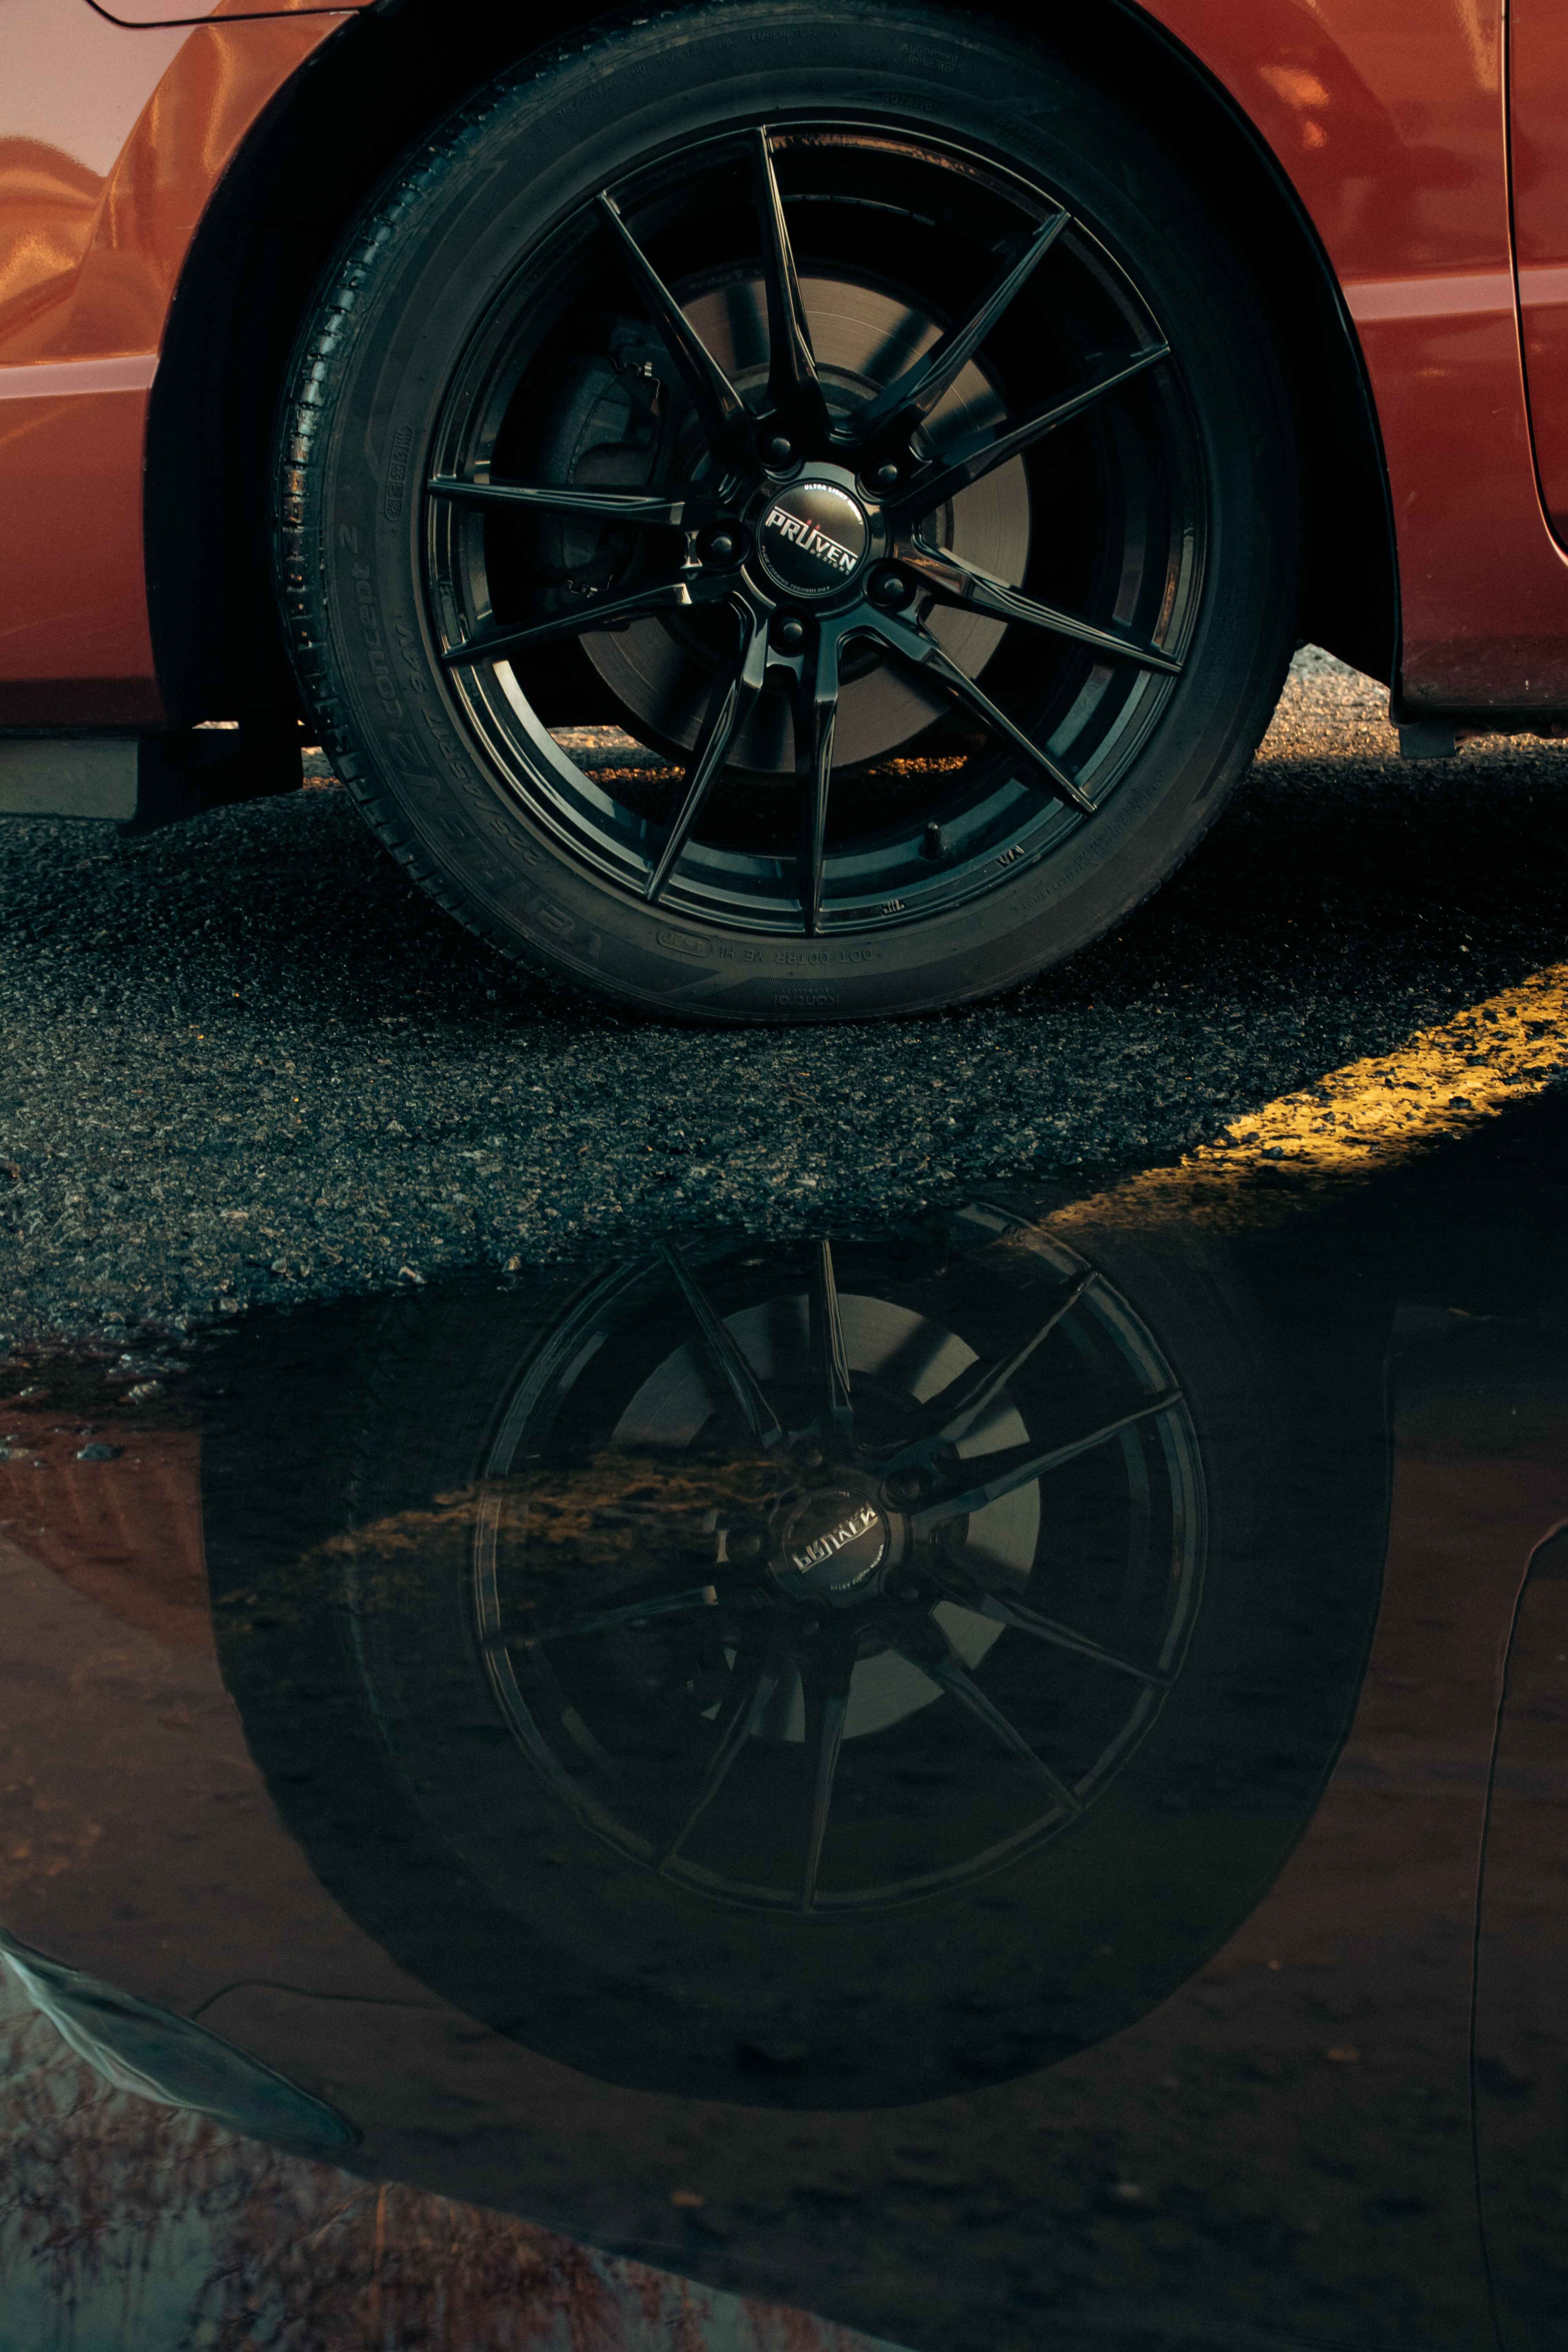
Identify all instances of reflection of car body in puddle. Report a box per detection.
[210,1203,1387,2110]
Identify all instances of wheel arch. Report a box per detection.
[144,0,1397,725]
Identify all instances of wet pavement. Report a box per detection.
[4,1079,1568,2350]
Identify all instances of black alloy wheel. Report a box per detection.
[426,125,1190,939]
[280,4,1296,1018]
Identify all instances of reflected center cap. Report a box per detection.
[755,480,870,600]
[777,1486,888,1598]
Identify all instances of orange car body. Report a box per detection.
[3,0,1568,739]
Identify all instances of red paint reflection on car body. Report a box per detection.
[0,0,1566,721]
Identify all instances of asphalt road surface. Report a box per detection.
[4,650,1568,1348]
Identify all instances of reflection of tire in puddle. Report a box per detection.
[211,1207,1387,2109]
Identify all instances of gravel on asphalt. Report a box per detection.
[4,648,1568,1347]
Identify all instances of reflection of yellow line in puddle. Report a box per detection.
[1054,962,1568,1232]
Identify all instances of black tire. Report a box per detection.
[276,0,1298,1016]
[208,1210,1384,2111]
[277,1,1297,1023]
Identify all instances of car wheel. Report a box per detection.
[277,0,1297,1020]
[208,1211,1385,2110]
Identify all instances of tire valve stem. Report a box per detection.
[922,821,946,862]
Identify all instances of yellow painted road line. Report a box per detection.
[1055,960,1568,1232]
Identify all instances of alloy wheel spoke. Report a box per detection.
[864,608,1094,814]
[518,1579,730,1647]
[752,129,832,445]
[662,1622,791,1865]
[797,620,842,934]
[442,573,726,669]
[660,1241,786,1451]
[799,1635,857,1913]
[891,1637,1084,1817]
[926,1573,1174,1688]
[877,1270,1097,1472]
[851,208,1070,448]
[899,543,1184,677]
[908,1390,1183,1531]
[427,475,705,527]
[809,1238,855,1449]
[897,342,1172,515]
[595,191,752,464]
[646,604,770,903]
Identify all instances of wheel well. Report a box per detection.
[145,0,1396,726]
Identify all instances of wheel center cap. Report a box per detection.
[754,479,871,601]
[774,1485,889,1600]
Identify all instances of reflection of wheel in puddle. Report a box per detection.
[212,1202,1386,2107]
[473,1215,1204,1913]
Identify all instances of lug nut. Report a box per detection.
[702,526,739,564]
[764,432,795,468]
[869,566,913,608]
[872,461,901,492]
[728,1530,762,1562]
[774,613,807,651]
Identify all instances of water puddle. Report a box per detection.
[4,1095,1568,2348]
